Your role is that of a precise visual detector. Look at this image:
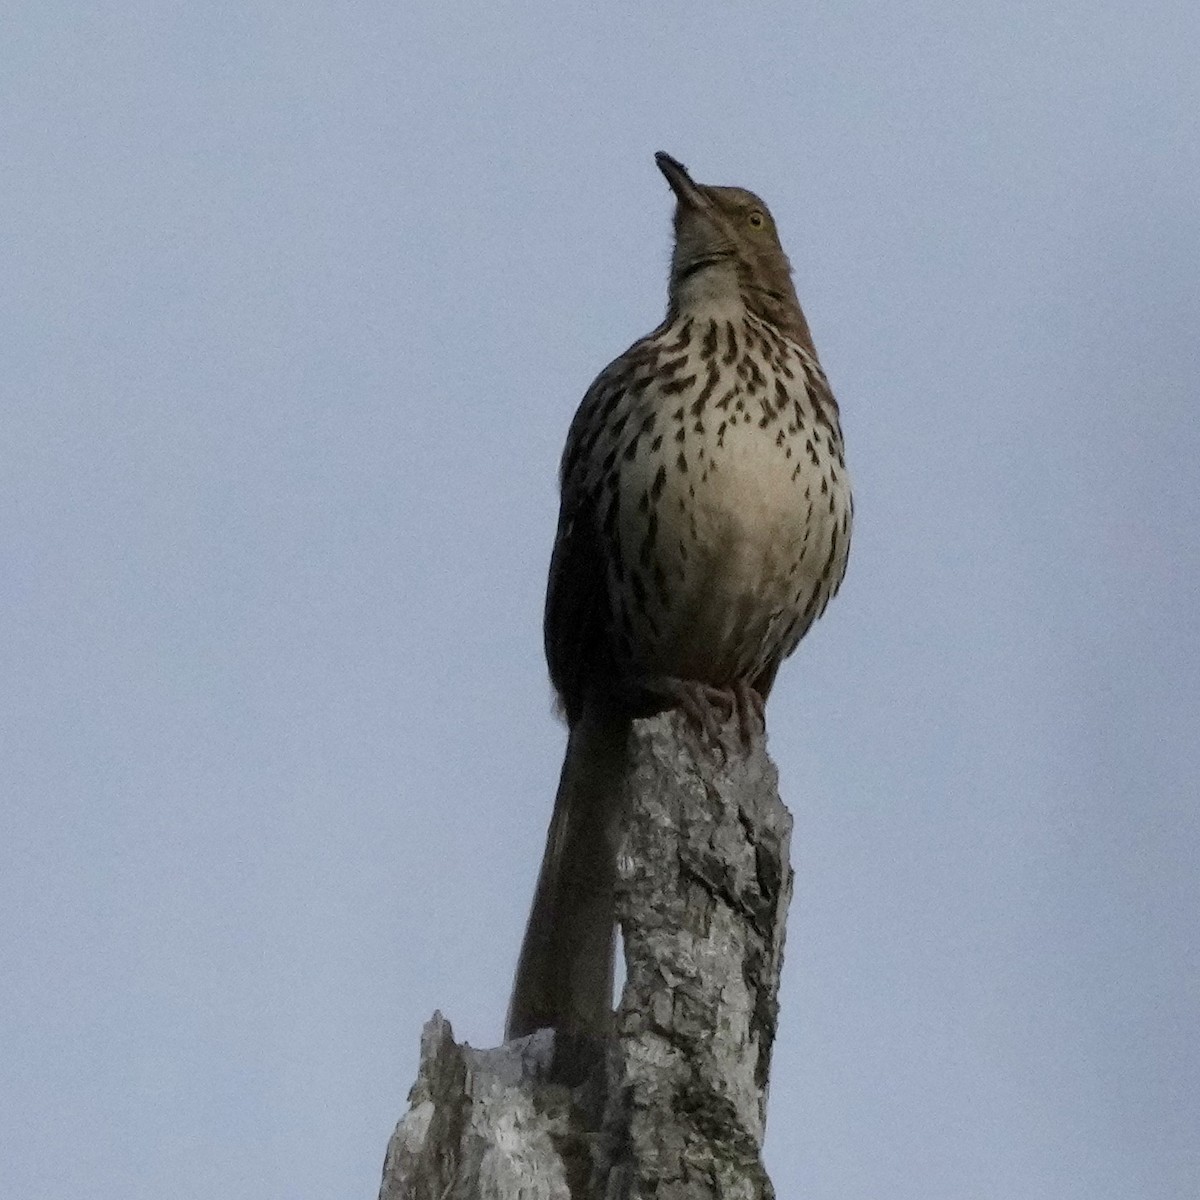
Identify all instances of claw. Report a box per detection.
[731,680,766,746]
[672,682,728,744]
[631,676,765,751]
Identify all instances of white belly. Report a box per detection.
[612,368,849,687]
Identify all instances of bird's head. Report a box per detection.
[655,151,813,352]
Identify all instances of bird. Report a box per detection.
[505,152,852,1040]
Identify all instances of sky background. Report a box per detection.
[3,3,1198,1198]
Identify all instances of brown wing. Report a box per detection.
[543,365,628,726]
[544,485,612,726]
[543,328,674,723]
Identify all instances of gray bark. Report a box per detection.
[379,710,793,1200]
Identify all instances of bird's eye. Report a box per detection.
[748,211,765,228]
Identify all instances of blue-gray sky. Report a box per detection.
[3,4,1198,1198]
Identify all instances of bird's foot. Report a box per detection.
[634,676,765,752]
[730,679,767,746]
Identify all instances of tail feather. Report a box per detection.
[505,710,629,1040]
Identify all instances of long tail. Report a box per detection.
[505,709,630,1040]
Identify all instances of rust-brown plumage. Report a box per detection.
[507,153,852,1039]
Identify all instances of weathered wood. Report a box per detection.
[379,710,793,1199]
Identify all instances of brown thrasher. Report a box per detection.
[506,152,852,1039]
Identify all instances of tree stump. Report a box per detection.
[379,710,794,1199]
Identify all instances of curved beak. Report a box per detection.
[655,151,706,208]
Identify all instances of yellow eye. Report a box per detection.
[748,211,765,228]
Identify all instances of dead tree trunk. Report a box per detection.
[378,710,794,1199]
